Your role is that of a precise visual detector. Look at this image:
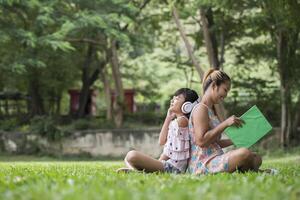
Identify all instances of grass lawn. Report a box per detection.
[0,154,299,200]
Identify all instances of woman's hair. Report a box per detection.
[174,88,199,117]
[202,69,231,93]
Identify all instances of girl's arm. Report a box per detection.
[193,105,242,147]
[158,110,175,146]
[159,153,169,161]
[177,115,188,128]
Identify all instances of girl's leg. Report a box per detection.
[124,150,165,173]
[227,148,258,172]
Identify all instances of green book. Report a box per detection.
[224,105,273,148]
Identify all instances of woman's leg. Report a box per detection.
[124,150,165,173]
[227,148,259,172]
[252,152,262,171]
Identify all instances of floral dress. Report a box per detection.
[187,103,230,174]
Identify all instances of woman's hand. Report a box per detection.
[225,115,244,128]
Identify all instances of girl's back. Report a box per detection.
[163,116,190,172]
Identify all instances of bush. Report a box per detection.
[30,116,64,141]
[67,117,114,130]
[0,118,19,131]
[124,111,165,126]
[1,112,162,139]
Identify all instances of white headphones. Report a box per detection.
[181,98,200,114]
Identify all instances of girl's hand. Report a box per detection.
[225,115,244,128]
[166,109,176,121]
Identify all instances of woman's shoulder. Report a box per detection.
[191,103,210,126]
[193,103,209,116]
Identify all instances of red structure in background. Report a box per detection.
[111,89,136,113]
[68,89,97,116]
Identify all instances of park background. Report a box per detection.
[0,0,299,199]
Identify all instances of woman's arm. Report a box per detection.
[158,110,175,146]
[214,105,234,148]
[193,105,228,147]
[217,139,233,148]
[193,106,242,147]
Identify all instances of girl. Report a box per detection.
[188,69,262,175]
[117,88,199,173]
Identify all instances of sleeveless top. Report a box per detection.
[187,103,225,174]
[163,116,190,161]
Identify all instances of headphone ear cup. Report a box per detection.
[181,102,192,114]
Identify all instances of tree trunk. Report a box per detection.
[199,7,227,121]
[291,96,300,143]
[199,7,219,69]
[279,84,291,148]
[27,70,45,116]
[0,100,3,116]
[287,31,299,145]
[291,104,300,144]
[5,99,9,116]
[100,67,112,120]
[56,95,61,115]
[76,44,102,118]
[77,85,91,118]
[110,39,124,128]
[172,6,204,80]
[219,30,225,68]
[77,44,95,118]
[277,30,292,148]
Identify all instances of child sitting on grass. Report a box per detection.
[117,88,199,173]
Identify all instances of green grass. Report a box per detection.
[0,155,299,200]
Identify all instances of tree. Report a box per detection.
[261,0,300,147]
[0,0,76,116]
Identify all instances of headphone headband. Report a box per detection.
[181,98,200,114]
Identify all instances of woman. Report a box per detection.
[187,69,262,174]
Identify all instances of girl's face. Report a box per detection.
[212,81,231,104]
[169,94,185,113]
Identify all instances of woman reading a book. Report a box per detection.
[187,69,262,174]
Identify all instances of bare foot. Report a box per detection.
[259,168,279,175]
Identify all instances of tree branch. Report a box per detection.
[172,6,204,80]
[65,38,105,45]
[121,0,151,31]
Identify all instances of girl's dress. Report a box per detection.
[187,103,230,174]
[162,116,190,173]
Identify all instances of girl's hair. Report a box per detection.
[174,88,199,117]
[202,69,231,93]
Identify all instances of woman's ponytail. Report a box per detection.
[202,69,230,93]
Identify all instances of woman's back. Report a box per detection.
[187,103,227,174]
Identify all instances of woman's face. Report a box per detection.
[169,94,185,113]
[212,81,231,104]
